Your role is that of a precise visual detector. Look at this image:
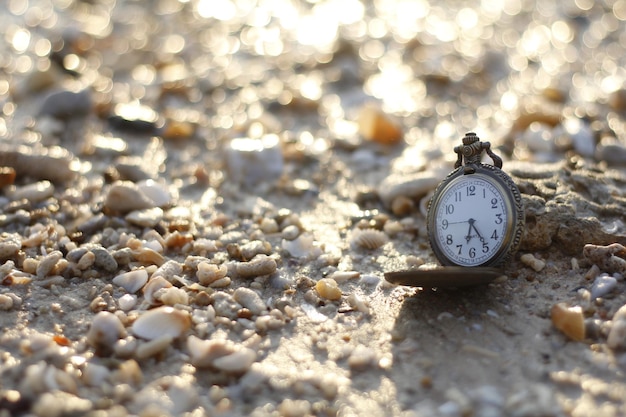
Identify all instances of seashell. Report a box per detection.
[132,247,165,267]
[135,335,174,360]
[131,306,191,341]
[212,347,256,374]
[143,276,172,305]
[187,336,236,368]
[300,303,328,323]
[36,250,63,278]
[196,262,227,286]
[235,255,277,279]
[233,287,267,315]
[328,271,360,283]
[347,293,369,314]
[350,228,387,250]
[87,311,127,353]
[551,303,585,341]
[315,278,342,301]
[209,277,231,288]
[520,253,546,272]
[104,181,156,214]
[2,272,34,286]
[113,269,149,294]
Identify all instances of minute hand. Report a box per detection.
[469,219,484,240]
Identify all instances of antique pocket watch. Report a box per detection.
[385,132,525,288]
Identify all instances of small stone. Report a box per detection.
[551,303,585,341]
[36,250,63,278]
[0,294,14,310]
[583,243,626,274]
[10,181,55,203]
[608,306,626,350]
[131,306,191,341]
[212,347,256,374]
[87,311,127,354]
[233,287,267,315]
[278,399,312,417]
[91,247,118,272]
[590,274,617,299]
[520,253,546,272]
[315,278,342,301]
[0,233,21,260]
[377,171,440,208]
[236,255,277,279]
[348,345,376,371]
[104,181,157,213]
[38,89,92,119]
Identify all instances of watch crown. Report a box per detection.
[462,132,479,146]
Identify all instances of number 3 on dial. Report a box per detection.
[427,164,524,268]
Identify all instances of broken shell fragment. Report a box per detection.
[551,303,585,341]
[350,228,387,250]
[131,306,191,341]
[87,311,127,353]
[196,262,227,286]
[113,269,149,294]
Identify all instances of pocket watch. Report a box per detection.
[385,132,525,288]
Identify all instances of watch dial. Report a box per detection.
[433,175,509,267]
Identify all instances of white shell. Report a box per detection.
[113,269,149,294]
[131,306,191,340]
[137,179,174,207]
[142,276,172,305]
[233,287,266,315]
[87,311,126,349]
[187,335,256,373]
[196,261,227,286]
[104,181,155,213]
[350,228,387,250]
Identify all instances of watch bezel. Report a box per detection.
[426,164,524,268]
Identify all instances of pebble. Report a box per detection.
[0,233,21,260]
[596,143,626,166]
[38,89,92,119]
[315,278,342,301]
[131,306,191,341]
[236,255,277,279]
[225,134,284,187]
[90,247,118,272]
[113,269,149,294]
[520,253,546,272]
[125,207,164,228]
[104,181,158,213]
[36,250,63,278]
[9,181,55,203]
[608,305,626,350]
[281,234,322,259]
[233,287,267,315]
[348,345,377,371]
[551,303,585,341]
[136,180,174,207]
[583,243,626,274]
[0,294,14,310]
[377,171,440,208]
[590,274,618,299]
[0,145,79,183]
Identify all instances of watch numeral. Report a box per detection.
[495,213,503,224]
[454,191,461,202]
[469,247,476,258]
[442,219,449,230]
[491,198,498,209]
[456,245,462,255]
[482,242,489,253]
[466,185,476,196]
[446,235,453,245]
[446,204,455,215]
[491,229,499,240]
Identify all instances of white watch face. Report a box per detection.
[432,174,510,267]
